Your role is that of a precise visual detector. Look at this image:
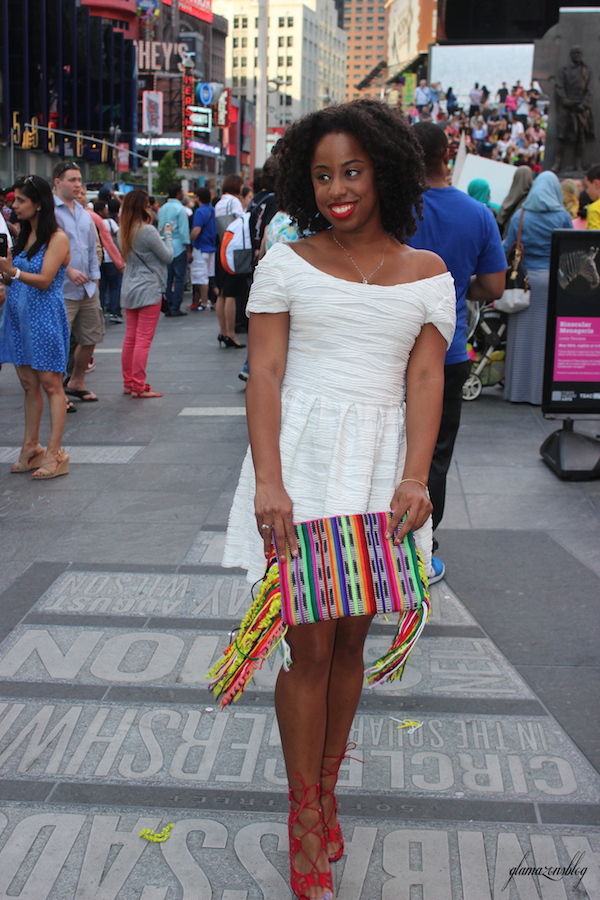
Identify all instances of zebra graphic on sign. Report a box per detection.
[558,247,600,291]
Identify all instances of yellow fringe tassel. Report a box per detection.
[139,823,174,843]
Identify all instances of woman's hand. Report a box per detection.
[254,483,298,560]
[386,481,432,544]
[0,247,14,279]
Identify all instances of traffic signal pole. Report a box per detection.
[21,122,150,167]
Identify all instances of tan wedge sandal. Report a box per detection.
[11,445,45,473]
[32,448,70,480]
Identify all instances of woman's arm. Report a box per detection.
[386,323,447,542]
[503,214,518,255]
[96,214,125,271]
[245,310,298,559]
[142,225,174,264]
[0,230,70,290]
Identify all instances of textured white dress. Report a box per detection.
[223,242,456,582]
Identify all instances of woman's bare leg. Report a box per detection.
[216,293,226,336]
[275,619,338,899]
[224,296,238,340]
[320,615,374,859]
[39,371,67,457]
[15,365,43,453]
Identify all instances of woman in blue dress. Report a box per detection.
[0,175,72,478]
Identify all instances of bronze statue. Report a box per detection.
[553,46,594,172]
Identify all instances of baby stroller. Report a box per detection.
[462,300,508,401]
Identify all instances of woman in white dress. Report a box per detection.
[222,100,456,900]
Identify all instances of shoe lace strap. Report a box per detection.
[288,773,327,883]
[320,742,362,786]
[289,771,321,814]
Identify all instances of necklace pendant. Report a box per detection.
[362,277,368,284]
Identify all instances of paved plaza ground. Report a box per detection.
[0,303,599,898]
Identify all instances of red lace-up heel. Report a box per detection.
[288,776,333,900]
[320,743,361,862]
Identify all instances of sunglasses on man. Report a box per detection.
[55,161,81,176]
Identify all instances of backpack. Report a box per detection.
[215,196,238,241]
[220,212,254,275]
[249,191,276,250]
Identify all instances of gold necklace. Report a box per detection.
[331,232,390,284]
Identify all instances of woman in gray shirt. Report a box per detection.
[120,191,173,397]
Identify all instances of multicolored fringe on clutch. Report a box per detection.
[207,514,431,709]
[364,544,430,686]
[206,552,289,709]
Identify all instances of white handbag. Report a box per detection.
[495,210,531,314]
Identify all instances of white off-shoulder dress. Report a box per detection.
[223,242,456,582]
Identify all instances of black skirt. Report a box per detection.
[215,249,250,297]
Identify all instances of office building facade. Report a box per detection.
[214,0,346,133]
[342,0,388,101]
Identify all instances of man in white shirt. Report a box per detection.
[510,117,525,146]
[414,80,431,114]
[53,161,103,402]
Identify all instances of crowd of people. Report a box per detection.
[391,78,550,170]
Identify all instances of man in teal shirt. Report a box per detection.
[157,183,192,316]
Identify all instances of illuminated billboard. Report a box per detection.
[163,0,212,24]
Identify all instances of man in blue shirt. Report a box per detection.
[157,183,191,317]
[188,187,217,311]
[408,123,506,581]
[53,161,103,402]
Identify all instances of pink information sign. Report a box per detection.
[553,316,600,381]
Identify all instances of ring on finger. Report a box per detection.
[260,523,272,531]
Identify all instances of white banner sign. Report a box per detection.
[142,91,164,136]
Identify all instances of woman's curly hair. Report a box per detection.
[275,99,426,241]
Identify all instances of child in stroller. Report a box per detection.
[463,300,508,400]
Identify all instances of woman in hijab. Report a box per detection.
[503,171,572,405]
[467,179,500,213]
[496,166,533,237]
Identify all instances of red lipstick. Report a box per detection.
[328,202,357,220]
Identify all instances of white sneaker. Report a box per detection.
[428,557,446,584]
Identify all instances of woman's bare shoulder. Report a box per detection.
[49,229,71,261]
[400,245,447,279]
[284,232,329,261]
[51,229,70,249]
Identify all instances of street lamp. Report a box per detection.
[267,77,291,130]
[267,77,291,92]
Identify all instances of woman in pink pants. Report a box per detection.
[119,191,173,397]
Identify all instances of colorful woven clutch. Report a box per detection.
[276,511,427,626]
[207,512,430,709]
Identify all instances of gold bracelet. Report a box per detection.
[397,478,428,490]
